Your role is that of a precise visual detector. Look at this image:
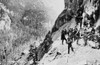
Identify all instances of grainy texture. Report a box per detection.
[0,0,100,65]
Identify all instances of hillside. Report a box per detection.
[0,0,100,65]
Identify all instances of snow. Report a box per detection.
[0,0,99,65]
[38,36,100,65]
[78,38,85,46]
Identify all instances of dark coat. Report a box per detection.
[61,30,66,40]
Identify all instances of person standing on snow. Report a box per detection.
[61,30,67,45]
[67,38,74,54]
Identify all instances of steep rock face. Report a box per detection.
[0,0,100,65]
[51,0,84,33]
[37,0,77,61]
[37,0,100,61]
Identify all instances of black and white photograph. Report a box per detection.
[0,0,100,65]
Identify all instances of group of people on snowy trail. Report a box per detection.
[61,26,100,54]
[61,28,78,54]
[60,3,100,54]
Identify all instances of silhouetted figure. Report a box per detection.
[67,38,74,54]
[84,35,88,46]
[74,30,80,45]
[71,28,78,40]
[68,28,73,36]
[97,36,100,49]
[61,30,67,45]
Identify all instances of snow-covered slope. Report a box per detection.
[0,0,100,65]
[39,35,100,65]
[37,0,100,65]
